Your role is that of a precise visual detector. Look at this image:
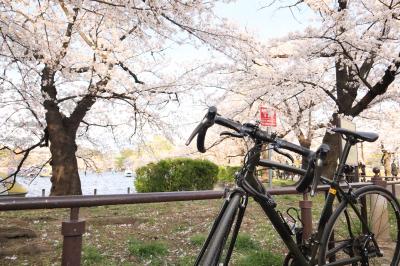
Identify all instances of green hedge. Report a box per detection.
[135,158,219,192]
[217,166,241,183]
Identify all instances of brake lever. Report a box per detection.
[185,120,204,146]
[185,107,217,147]
[220,131,244,138]
[309,158,319,196]
[273,146,294,163]
[310,144,330,197]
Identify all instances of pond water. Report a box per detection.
[17,172,136,197]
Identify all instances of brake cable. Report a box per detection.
[273,144,295,163]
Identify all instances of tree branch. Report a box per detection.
[298,80,340,107]
[118,62,144,84]
[0,137,45,194]
[350,53,400,116]
[55,6,79,65]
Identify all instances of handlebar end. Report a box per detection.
[186,106,218,152]
[207,106,217,118]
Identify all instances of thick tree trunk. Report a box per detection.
[49,132,82,195]
[41,65,85,196]
[321,114,341,179]
[298,136,311,170]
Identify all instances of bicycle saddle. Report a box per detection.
[332,128,378,143]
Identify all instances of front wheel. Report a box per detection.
[318,185,400,266]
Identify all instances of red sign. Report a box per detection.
[259,106,277,127]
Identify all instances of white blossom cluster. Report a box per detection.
[201,0,399,150]
[0,0,256,153]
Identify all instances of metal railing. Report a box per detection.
[0,172,398,265]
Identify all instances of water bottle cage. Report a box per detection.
[278,210,296,235]
[278,207,302,236]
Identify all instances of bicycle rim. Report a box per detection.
[318,185,400,266]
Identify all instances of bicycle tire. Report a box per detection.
[318,185,400,266]
[200,192,242,266]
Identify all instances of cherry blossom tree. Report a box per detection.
[0,0,257,195]
[277,0,399,176]
[212,0,400,177]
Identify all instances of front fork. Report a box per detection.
[194,188,247,266]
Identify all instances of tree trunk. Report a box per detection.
[41,65,86,196]
[382,151,392,177]
[49,131,82,195]
[298,136,311,170]
[321,114,341,179]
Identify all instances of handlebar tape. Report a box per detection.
[197,127,208,153]
[196,106,217,153]
[295,152,316,193]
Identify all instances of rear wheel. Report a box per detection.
[318,185,400,265]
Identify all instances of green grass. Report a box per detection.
[189,233,259,252]
[236,250,284,266]
[0,192,332,265]
[176,255,197,265]
[275,194,301,202]
[190,234,206,246]
[234,234,259,252]
[82,245,106,266]
[188,233,264,265]
[127,238,168,259]
[272,179,297,187]
[173,223,189,232]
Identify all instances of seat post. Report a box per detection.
[334,137,355,181]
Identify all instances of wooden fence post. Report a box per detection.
[61,207,85,266]
[299,193,312,240]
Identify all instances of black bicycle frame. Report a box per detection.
[243,141,310,266]
[196,137,368,266]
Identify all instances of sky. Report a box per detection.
[168,1,315,65]
[215,0,314,39]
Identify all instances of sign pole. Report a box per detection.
[259,105,276,189]
[267,127,273,188]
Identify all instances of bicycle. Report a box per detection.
[186,106,400,266]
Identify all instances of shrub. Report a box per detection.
[217,165,241,183]
[135,161,170,192]
[135,158,219,192]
